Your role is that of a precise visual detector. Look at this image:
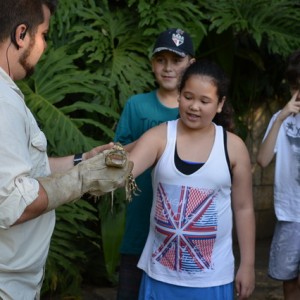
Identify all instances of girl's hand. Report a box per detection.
[235,264,255,299]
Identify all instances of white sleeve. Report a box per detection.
[262,111,281,154]
[0,99,42,228]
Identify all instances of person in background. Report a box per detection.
[0,1,131,299]
[114,28,195,299]
[129,60,255,300]
[257,49,300,300]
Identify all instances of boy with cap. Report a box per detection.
[114,28,195,300]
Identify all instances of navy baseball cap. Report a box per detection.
[152,28,194,58]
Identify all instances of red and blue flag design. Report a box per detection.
[152,183,218,274]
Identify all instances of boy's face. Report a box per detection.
[151,51,194,92]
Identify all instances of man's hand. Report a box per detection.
[84,142,115,160]
[38,147,134,212]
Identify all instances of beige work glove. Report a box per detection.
[38,145,135,212]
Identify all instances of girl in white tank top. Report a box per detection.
[129,60,255,300]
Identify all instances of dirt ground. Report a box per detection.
[79,238,283,300]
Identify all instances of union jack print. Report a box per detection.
[152,182,218,274]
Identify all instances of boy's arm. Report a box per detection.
[256,116,282,168]
[114,100,134,146]
[257,91,300,168]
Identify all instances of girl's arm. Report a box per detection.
[129,123,167,178]
[228,133,255,299]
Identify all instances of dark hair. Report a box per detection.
[179,60,235,132]
[42,0,58,14]
[285,49,300,89]
[0,0,57,43]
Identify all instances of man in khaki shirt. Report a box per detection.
[0,1,132,298]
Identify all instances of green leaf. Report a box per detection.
[101,206,126,284]
[18,46,116,155]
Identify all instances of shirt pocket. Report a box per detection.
[30,130,50,177]
[31,130,47,152]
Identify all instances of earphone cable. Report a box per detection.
[6,42,12,77]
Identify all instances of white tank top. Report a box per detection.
[138,120,234,287]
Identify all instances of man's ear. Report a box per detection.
[11,24,28,50]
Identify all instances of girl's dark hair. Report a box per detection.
[179,60,235,132]
[0,0,57,43]
[285,49,300,89]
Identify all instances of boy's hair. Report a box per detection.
[285,49,300,89]
[0,0,57,44]
[179,60,235,132]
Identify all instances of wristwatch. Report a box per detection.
[73,153,83,166]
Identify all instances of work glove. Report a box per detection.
[38,145,135,212]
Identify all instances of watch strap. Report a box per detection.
[73,153,83,166]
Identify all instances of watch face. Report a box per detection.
[74,153,83,165]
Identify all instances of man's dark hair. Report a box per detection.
[42,0,58,14]
[0,0,57,43]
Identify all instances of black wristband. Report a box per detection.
[73,153,83,166]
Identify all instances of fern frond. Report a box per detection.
[71,5,155,107]
[43,200,100,295]
[204,0,300,56]
[136,0,206,37]
[18,46,116,155]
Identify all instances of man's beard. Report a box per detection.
[19,38,35,78]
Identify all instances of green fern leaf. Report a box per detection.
[18,46,116,155]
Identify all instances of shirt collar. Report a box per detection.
[0,67,25,99]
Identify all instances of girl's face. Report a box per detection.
[151,51,193,92]
[179,75,225,129]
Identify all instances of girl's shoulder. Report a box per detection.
[226,131,251,165]
[226,131,244,144]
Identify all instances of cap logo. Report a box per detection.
[172,33,184,47]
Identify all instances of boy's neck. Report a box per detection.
[156,88,179,108]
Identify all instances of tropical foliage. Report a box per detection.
[18,0,300,297]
